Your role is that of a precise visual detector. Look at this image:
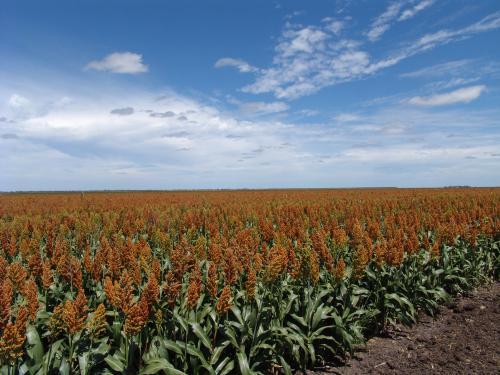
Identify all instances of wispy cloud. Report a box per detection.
[367,1,435,41]
[334,113,361,122]
[409,11,500,50]
[398,0,435,21]
[214,58,258,73]
[400,58,500,91]
[407,85,486,106]
[367,2,402,42]
[86,52,148,74]
[223,11,500,100]
[400,59,475,78]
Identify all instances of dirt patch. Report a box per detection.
[309,282,500,375]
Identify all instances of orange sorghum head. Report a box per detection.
[0,321,26,364]
[206,262,219,299]
[185,266,202,310]
[334,257,346,282]
[22,278,39,322]
[87,303,107,340]
[124,302,147,337]
[62,300,85,335]
[245,267,256,300]
[216,285,232,315]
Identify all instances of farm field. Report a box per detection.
[328,281,500,374]
[4,1,500,374]
[0,188,499,374]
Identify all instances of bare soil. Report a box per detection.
[309,282,500,375]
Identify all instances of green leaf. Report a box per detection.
[289,314,307,328]
[185,343,210,367]
[278,356,292,375]
[312,304,328,329]
[214,357,234,375]
[59,358,70,375]
[210,340,230,365]
[140,358,186,375]
[191,322,212,352]
[78,353,89,375]
[94,341,111,355]
[162,339,185,356]
[236,351,252,375]
[44,338,64,369]
[104,355,125,372]
[19,363,30,375]
[224,327,239,348]
[230,306,244,325]
[26,325,44,364]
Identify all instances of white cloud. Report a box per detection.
[277,27,327,56]
[214,58,257,73]
[241,23,372,99]
[400,59,474,78]
[238,101,289,114]
[334,113,360,122]
[407,85,486,106]
[411,11,500,51]
[426,77,481,91]
[296,109,319,117]
[8,94,30,108]
[367,1,435,42]
[367,2,402,42]
[231,11,500,100]
[2,80,500,189]
[86,52,148,74]
[54,96,73,108]
[325,20,344,35]
[398,0,435,21]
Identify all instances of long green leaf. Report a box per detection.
[140,358,186,375]
[191,322,213,352]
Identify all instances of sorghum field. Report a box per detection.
[0,189,498,374]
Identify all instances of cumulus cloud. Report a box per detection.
[325,20,344,35]
[277,27,328,57]
[214,58,258,73]
[1,81,500,189]
[8,94,30,108]
[407,85,486,106]
[229,11,500,100]
[110,107,134,115]
[86,52,148,74]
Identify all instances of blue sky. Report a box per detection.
[1,0,500,190]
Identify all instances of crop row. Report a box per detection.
[0,189,498,374]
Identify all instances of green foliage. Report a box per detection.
[3,236,499,374]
